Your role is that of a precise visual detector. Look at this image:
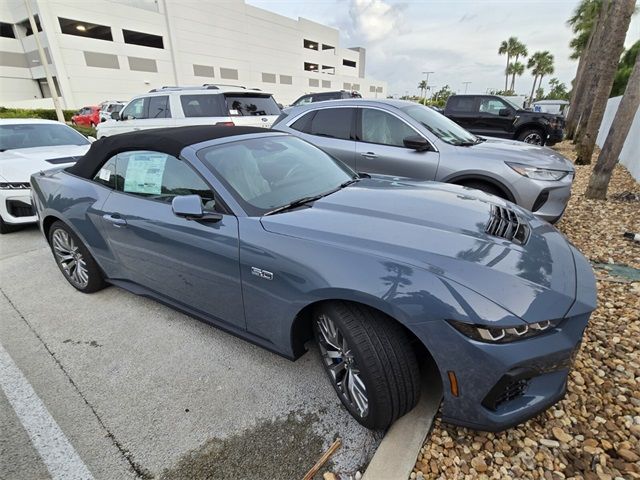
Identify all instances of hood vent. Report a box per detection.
[46,156,80,165]
[485,205,530,244]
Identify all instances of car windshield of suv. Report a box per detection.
[401,104,479,146]
[224,94,281,116]
[199,135,355,216]
[499,97,522,110]
[0,124,90,152]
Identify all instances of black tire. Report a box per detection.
[313,301,421,429]
[459,180,505,199]
[48,221,106,293]
[517,128,545,145]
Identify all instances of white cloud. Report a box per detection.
[347,0,408,43]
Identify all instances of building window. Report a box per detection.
[352,84,360,91]
[128,56,157,72]
[321,65,335,75]
[58,17,113,41]
[279,75,292,85]
[322,44,334,51]
[262,72,276,83]
[322,80,331,88]
[0,22,15,38]
[304,62,318,72]
[123,29,163,49]
[343,59,357,68]
[0,51,28,68]
[303,39,318,50]
[84,51,119,69]
[343,83,352,90]
[376,87,383,93]
[309,78,319,87]
[17,16,41,36]
[36,77,60,98]
[25,48,52,66]
[193,64,214,78]
[220,67,238,80]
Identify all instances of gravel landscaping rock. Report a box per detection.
[411,142,640,480]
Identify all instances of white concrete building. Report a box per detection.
[0,0,387,109]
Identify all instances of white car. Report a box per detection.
[99,101,126,123]
[97,84,281,138]
[0,119,91,233]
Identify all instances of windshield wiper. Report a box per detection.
[264,193,328,216]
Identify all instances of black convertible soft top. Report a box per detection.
[67,125,277,179]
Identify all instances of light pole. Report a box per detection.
[422,71,434,105]
[462,81,472,94]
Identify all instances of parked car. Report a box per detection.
[532,100,570,116]
[31,125,596,431]
[71,105,100,128]
[443,94,565,146]
[273,99,574,223]
[291,90,362,107]
[0,119,90,233]
[99,101,126,123]
[96,85,281,138]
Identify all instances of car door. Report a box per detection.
[474,97,515,138]
[78,107,90,126]
[115,96,173,134]
[98,150,245,328]
[444,96,479,131]
[287,107,356,170]
[354,107,439,181]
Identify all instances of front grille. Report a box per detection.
[0,182,30,189]
[482,371,531,411]
[6,199,34,217]
[485,205,530,244]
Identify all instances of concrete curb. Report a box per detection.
[362,379,442,480]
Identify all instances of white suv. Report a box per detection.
[97,85,281,138]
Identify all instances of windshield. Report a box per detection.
[0,123,90,152]
[401,104,478,146]
[224,94,281,116]
[499,97,522,110]
[198,135,355,216]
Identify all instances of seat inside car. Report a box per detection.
[209,146,271,201]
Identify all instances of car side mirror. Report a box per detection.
[111,111,120,121]
[403,135,430,151]
[499,108,511,117]
[172,195,222,222]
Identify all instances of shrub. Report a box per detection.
[70,125,96,138]
[0,107,77,122]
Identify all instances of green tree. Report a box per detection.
[567,0,602,59]
[507,62,525,92]
[544,78,569,100]
[431,85,454,107]
[417,80,427,104]
[499,37,523,92]
[611,40,640,96]
[527,51,555,103]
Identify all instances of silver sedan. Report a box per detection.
[272,99,574,223]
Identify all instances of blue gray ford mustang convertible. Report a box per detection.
[31,126,596,431]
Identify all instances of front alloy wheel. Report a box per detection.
[316,313,369,418]
[313,302,421,429]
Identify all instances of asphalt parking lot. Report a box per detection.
[0,226,381,480]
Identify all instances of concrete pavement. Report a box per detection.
[0,226,381,479]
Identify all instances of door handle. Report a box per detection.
[103,213,127,227]
[360,152,377,158]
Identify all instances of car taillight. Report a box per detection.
[215,122,235,127]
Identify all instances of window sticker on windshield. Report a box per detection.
[98,168,111,182]
[123,154,167,195]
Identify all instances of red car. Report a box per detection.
[71,106,100,127]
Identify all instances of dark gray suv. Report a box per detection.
[273,99,575,223]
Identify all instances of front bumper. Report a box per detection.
[545,128,564,146]
[512,171,573,223]
[0,189,36,225]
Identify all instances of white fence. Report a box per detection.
[596,95,640,181]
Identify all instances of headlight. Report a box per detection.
[448,318,562,343]
[506,162,570,181]
[0,182,31,190]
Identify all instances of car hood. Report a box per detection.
[458,137,574,171]
[0,144,89,181]
[261,179,578,323]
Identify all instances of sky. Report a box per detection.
[247,0,640,98]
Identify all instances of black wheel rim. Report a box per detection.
[315,314,369,418]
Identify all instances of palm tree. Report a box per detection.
[510,41,528,91]
[527,51,554,103]
[418,80,427,102]
[508,62,525,92]
[567,0,602,59]
[499,37,527,92]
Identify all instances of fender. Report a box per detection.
[442,173,516,203]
